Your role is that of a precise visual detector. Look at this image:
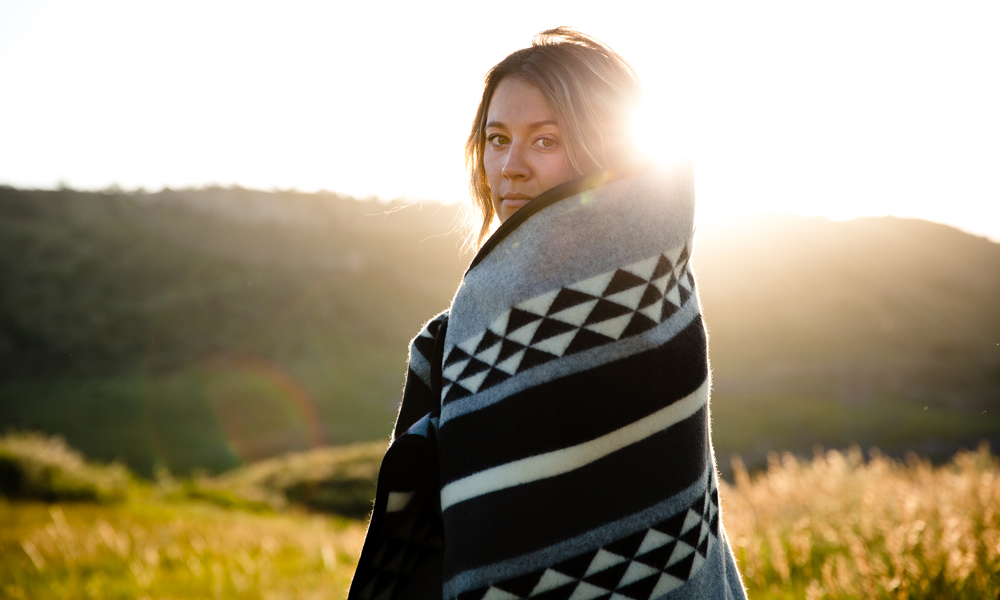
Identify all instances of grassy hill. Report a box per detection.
[0,185,997,475]
[0,186,468,475]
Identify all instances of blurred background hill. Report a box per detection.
[1,185,997,477]
[696,215,1000,469]
[0,185,467,476]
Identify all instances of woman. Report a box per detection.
[350,28,747,600]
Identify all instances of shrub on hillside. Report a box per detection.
[0,432,130,503]
[212,441,386,518]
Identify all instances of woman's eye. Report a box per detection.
[535,137,557,149]
[487,134,509,146]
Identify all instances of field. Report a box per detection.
[1,500,365,600]
[2,433,998,599]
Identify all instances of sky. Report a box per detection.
[1,1,998,240]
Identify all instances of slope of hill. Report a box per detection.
[0,186,468,475]
[696,215,1000,466]
[0,185,996,474]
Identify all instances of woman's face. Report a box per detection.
[484,77,575,223]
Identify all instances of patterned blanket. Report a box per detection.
[349,164,747,600]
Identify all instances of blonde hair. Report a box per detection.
[463,27,641,252]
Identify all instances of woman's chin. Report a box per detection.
[500,198,530,221]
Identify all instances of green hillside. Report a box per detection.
[0,186,467,475]
[1,186,997,475]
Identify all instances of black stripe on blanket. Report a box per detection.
[437,316,708,484]
[449,467,721,600]
[441,404,709,575]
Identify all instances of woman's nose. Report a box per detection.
[501,143,529,179]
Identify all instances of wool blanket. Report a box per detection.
[349,164,748,600]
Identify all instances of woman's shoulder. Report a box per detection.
[396,310,450,439]
[411,310,450,347]
[406,310,450,382]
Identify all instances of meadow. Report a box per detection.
[2,500,365,600]
[0,431,370,599]
[2,432,998,599]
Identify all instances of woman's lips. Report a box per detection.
[502,197,531,209]
[501,194,532,209]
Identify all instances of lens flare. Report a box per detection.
[200,356,328,464]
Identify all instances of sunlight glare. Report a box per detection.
[632,96,695,173]
[0,1,997,240]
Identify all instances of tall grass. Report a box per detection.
[1,500,365,600]
[723,443,1000,599]
[0,431,369,599]
[3,432,999,598]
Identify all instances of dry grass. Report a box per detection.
[722,442,1000,599]
[0,498,366,599]
[4,435,1000,599]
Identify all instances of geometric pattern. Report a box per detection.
[455,474,719,600]
[441,245,693,405]
[356,509,445,600]
[411,314,449,375]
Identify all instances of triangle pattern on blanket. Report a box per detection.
[456,474,719,600]
[442,246,692,403]
[411,315,444,362]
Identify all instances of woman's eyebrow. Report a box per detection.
[527,119,558,130]
[485,119,558,130]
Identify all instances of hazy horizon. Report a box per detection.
[2,1,998,241]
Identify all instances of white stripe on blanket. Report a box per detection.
[440,379,709,511]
